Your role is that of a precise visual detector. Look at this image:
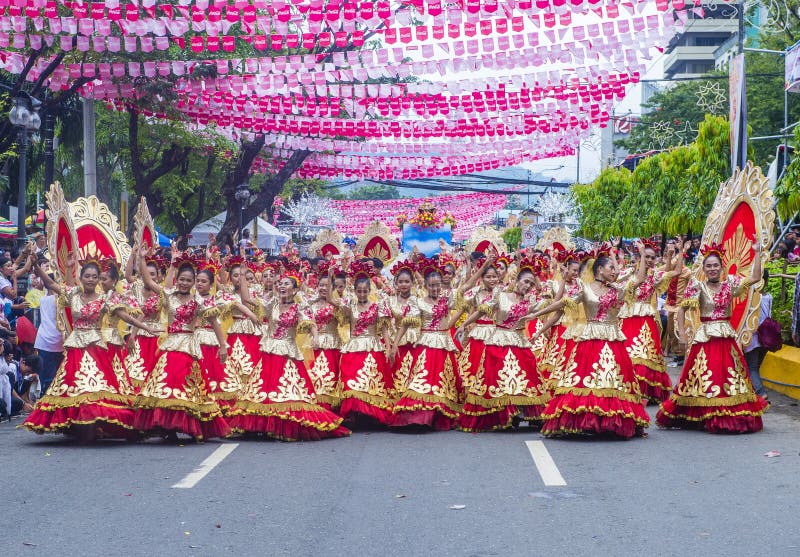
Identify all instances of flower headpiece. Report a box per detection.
[348,260,376,281]
[416,255,443,278]
[642,238,661,254]
[437,252,459,271]
[700,242,725,260]
[280,268,304,288]
[494,252,514,269]
[98,257,118,273]
[517,254,543,276]
[225,255,244,271]
[591,242,613,259]
[555,249,580,265]
[199,259,221,276]
[172,253,199,271]
[391,258,417,277]
[145,255,168,271]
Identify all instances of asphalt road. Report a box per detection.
[4,373,800,557]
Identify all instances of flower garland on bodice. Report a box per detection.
[428,296,450,330]
[500,298,530,329]
[314,304,336,327]
[353,303,378,336]
[74,297,104,328]
[273,303,300,339]
[167,298,198,333]
[594,287,622,322]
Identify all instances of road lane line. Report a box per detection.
[172,443,239,489]
[525,440,567,486]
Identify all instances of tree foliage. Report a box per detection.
[501,226,522,250]
[347,184,402,200]
[574,116,730,238]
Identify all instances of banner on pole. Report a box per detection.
[786,41,800,93]
[729,53,747,170]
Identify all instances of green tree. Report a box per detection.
[502,226,522,250]
[348,184,402,200]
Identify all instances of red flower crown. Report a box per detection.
[145,255,168,271]
[642,238,661,254]
[416,256,443,278]
[555,249,580,265]
[700,242,726,260]
[391,259,417,277]
[172,253,199,271]
[199,259,221,275]
[437,252,458,270]
[281,268,304,288]
[494,252,514,268]
[225,255,245,271]
[348,260,376,281]
[517,255,543,276]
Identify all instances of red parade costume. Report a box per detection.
[338,298,396,424]
[124,280,164,392]
[620,271,673,403]
[307,301,343,410]
[24,287,135,437]
[542,281,650,438]
[392,292,462,430]
[657,276,768,433]
[227,301,350,441]
[459,291,550,432]
[133,289,230,440]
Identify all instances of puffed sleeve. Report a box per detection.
[680,278,701,309]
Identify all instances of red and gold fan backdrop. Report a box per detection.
[465,226,507,257]
[133,196,158,252]
[70,196,132,266]
[693,162,774,347]
[309,229,343,258]
[355,221,398,264]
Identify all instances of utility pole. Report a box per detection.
[83,98,97,197]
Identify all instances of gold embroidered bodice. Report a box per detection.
[388,294,420,346]
[311,300,342,351]
[341,298,391,353]
[61,286,107,349]
[566,281,626,342]
[260,301,313,360]
[130,279,164,337]
[157,289,207,357]
[416,292,458,351]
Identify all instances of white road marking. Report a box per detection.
[172,443,239,489]
[525,440,567,486]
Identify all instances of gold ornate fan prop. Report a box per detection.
[309,228,344,258]
[465,226,508,256]
[689,162,774,347]
[355,221,399,264]
[69,196,132,267]
[45,181,79,285]
[133,196,158,254]
[535,227,576,252]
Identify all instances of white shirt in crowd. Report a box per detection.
[34,294,63,352]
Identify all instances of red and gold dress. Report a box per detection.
[392,293,462,430]
[620,271,672,403]
[338,298,396,424]
[541,282,650,438]
[656,276,768,433]
[24,287,135,436]
[387,294,421,400]
[227,301,350,440]
[458,286,496,396]
[459,291,550,432]
[527,281,554,362]
[307,300,343,410]
[221,288,263,401]
[133,289,231,440]
[540,280,582,385]
[102,288,138,396]
[125,280,164,391]
[196,291,236,412]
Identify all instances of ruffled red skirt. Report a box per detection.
[308,348,341,410]
[542,338,649,438]
[125,334,160,390]
[459,343,550,432]
[225,332,262,378]
[621,315,672,403]
[539,323,567,375]
[527,319,550,363]
[226,352,350,441]
[338,350,395,424]
[24,345,135,437]
[391,344,416,399]
[107,342,135,395]
[392,346,462,430]
[199,344,236,413]
[656,335,768,433]
[133,350,230,440]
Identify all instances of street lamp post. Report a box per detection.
[234,182,251,252]
[8,93,41,252]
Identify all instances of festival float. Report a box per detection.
[396,201,456,256]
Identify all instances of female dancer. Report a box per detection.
[457,256,551,431]
[337,261,396,425]
[531,243,651,438]
[220,257,263,401]
[194,263,261,412]
[133,250,231,441]
[387,260,421,399]
[24,257,156,439]
[620,240,682,403]
[227,269,349,440]
[391,258,463,430]
[656,242,768,433]
[99,260,137,396]
[535,251,583,384]
[124,254,165,391]
[307,272,343,410]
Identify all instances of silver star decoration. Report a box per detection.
[648,121,675,150]
[696,81,726,115]
[674,121,698,145]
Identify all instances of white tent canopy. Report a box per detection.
[188,211,290,251]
